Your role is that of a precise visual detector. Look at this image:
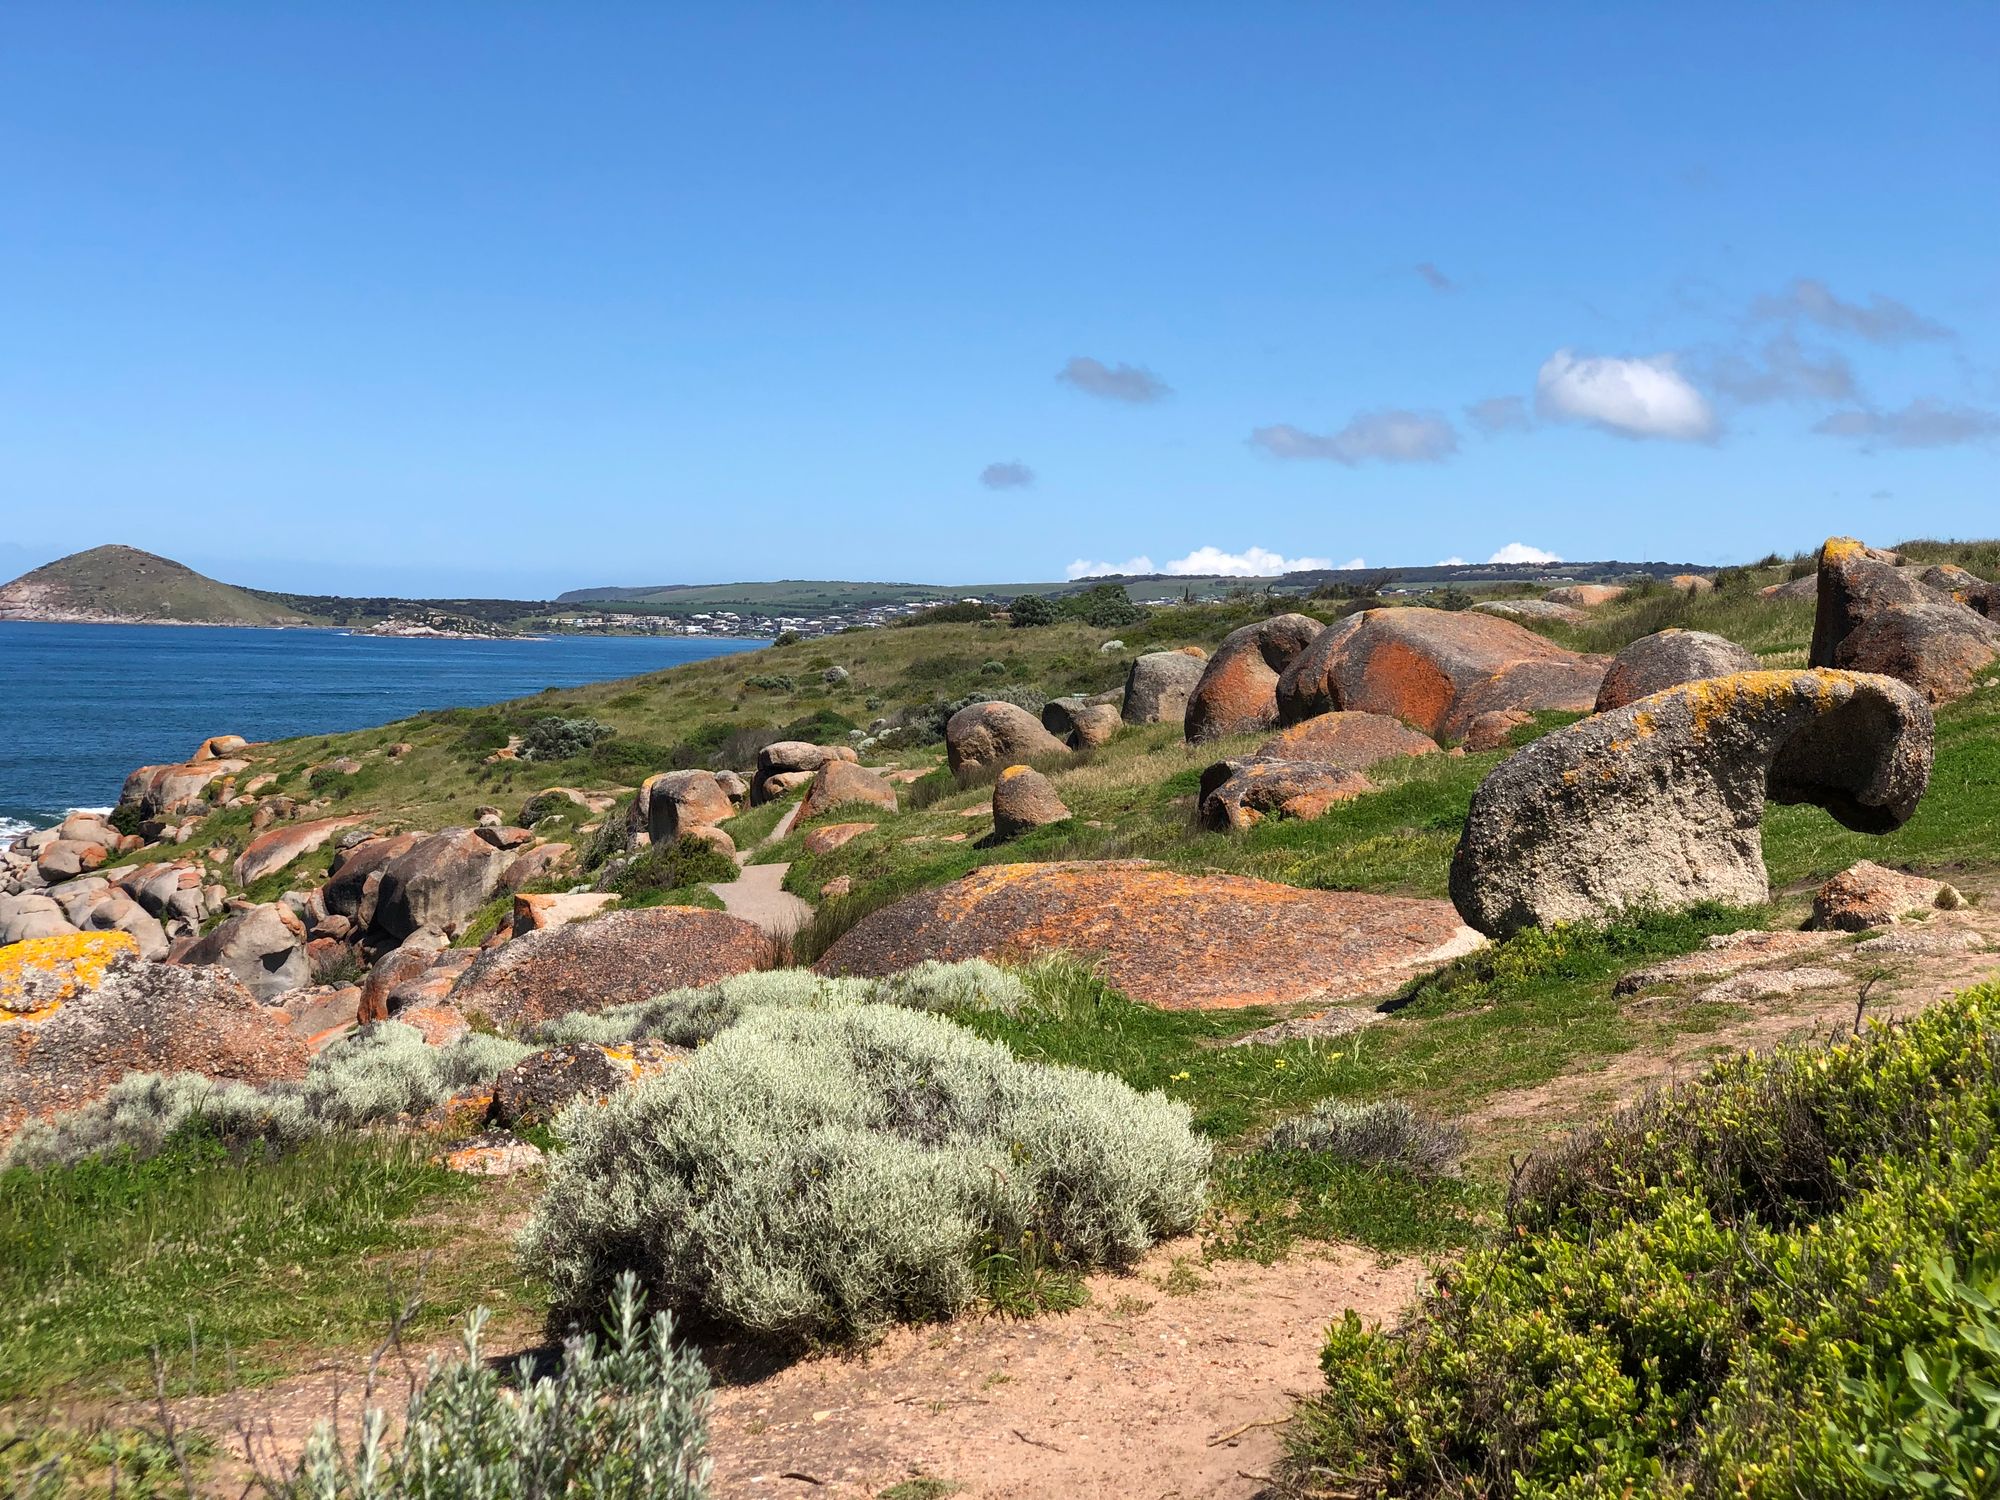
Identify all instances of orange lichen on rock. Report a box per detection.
[0,931,141,1021]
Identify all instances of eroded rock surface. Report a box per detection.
[1452,669,1934,937]
[818,860,1482,1010]
[1811,536,2000,704]
[1594,629,1759,713]
[946,702,1069,774]
[1185,615,1322,742]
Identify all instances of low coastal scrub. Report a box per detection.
[518,715,616,762]
[1282,982,2000,1498]
[3,1024,531,1168]
[268,1275,710,1500]
[533,958,1034,1048]
[597,834,738,906]
[1263,1098,1466,1178]
[521,1001,1210,1343]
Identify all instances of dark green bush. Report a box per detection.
[518,716,615,762]
[893,601,995,628]
[742,674,796,693]
[1284,983,2000,1499]
[600,837,738,904]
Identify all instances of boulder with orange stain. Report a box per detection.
[803,822,876,856]
[1184,614,1322,742]
[1811,536,2000,704]
[1277,607,1604,744]
[1196,758,1375,831]
[796,759,899,823]
[818,860,1482,1010]
[232,815,365,887]
[1,952,308,1147]
[1253,710,1438,771]
[1451,667,1934,937]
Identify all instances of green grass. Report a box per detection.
[0,1415,215,1498]
[0,1129,527,1400]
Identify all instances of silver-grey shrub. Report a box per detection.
[1264,1098,1466,1179]
[532,959,1032,1048]
[272,1272,709,1499]
[520,1001,1209,1343]
[2,1023,534,1169]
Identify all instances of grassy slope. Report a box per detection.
[0,545,308,626]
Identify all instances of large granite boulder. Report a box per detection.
[1185,615,1323,742]
[1919,563,2000,620]
[1277,607,1604,743]
[1810,537,2000,704]
[990,765,1071,838]
[795,759,899,823]
[1472,598,1589,627]
[1594,629,1760,712]
[118,757,248,819]
[750,742,858,805]
[320,832,422,919]
[176,903,310,1000]
[1041,696,1122,749]
[644,770,735,844]
[1,948,308,1148]
[0,893,77,944]
[371,830,510,942]
[81,894,169,960]
[1544,585,1626,607]
[1253,711,1439,771]
[818,860,1483,1010]
[945,702,1069,774]
[1196,758,1375,831]
[1122,648,1208,726]
[445,906,769,1031]
[1450,669,1934,937]
[233,816,365,887]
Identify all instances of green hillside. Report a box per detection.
[0,545,309,627]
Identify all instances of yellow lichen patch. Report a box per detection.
[1681,669,1847,740]
[998,764,1032,780]
[1820,536,1865,563]
[0,931,139,1021]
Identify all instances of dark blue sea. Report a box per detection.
[0,622,766,835]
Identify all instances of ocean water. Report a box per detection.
[0,622,766,835]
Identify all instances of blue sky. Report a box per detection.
[3,4,1995,596]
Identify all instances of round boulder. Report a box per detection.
[796,760,899,824]
[176,904,310,1001]
[1810,537,2000,703]
[1197,758,1375,831]
[1123,648,1208,726]
[945,701,1069,775]
[1185,615,1323,742]
[644,770,736,844]
[991,765,1071,839]
[1042,697,1122,749]
[1594,629,1760,712]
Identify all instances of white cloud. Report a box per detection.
[1250,409,1459,465]
[1487,542,1563,565]
[1057,356,1171,403]
[1337,557,1367,571]
[979,461,1035,489]
[1535,349,1717,441]
[1813,398,2000,449]
[1436,556,1467,566]
[1162,545,1334,577]
[1065,556,1155,580]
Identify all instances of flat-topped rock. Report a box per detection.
[1253,710,1439,771]
[817,860,1484,1010]
[233,816,365,887]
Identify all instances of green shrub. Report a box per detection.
[270,1273,710,1499]
[520,1002,1210,1343]
[1283,983,2000,1498]
[1264,1098,1465,1179]
[599,836,738,905]
[106,803,146,838]
[1008,593,1061,628]
[892,601,995,628]
[519,716,616,762]
[742,674,796,693]
[4,1025,532,1168]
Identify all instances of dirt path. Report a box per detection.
[706,1242,1422,1500]
[710,804,811,938]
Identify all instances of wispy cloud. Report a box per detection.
[1487,542,1563,564]
[1703,331,1856,406]
[1535,349,1717,441]
[979,461,1035,489]
[1415,262,1453,293]
[1250,409,1459,465]
[1465,395,1532,434]
[1752,277,1951,345]
[1057,356,1172,404]
[1813,398,2000,449]
[1436,555,1468,566]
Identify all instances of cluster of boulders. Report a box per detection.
[1446,537,1998,937]
[2,814,228,956]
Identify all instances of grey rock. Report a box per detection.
[1123,650,1210,725]
[177,904,310,1001]
[1594,629,1760,712]
[1451,669,1934,937]
[945,701,1069,774]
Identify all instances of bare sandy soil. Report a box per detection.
[704,1243,1423,1500]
